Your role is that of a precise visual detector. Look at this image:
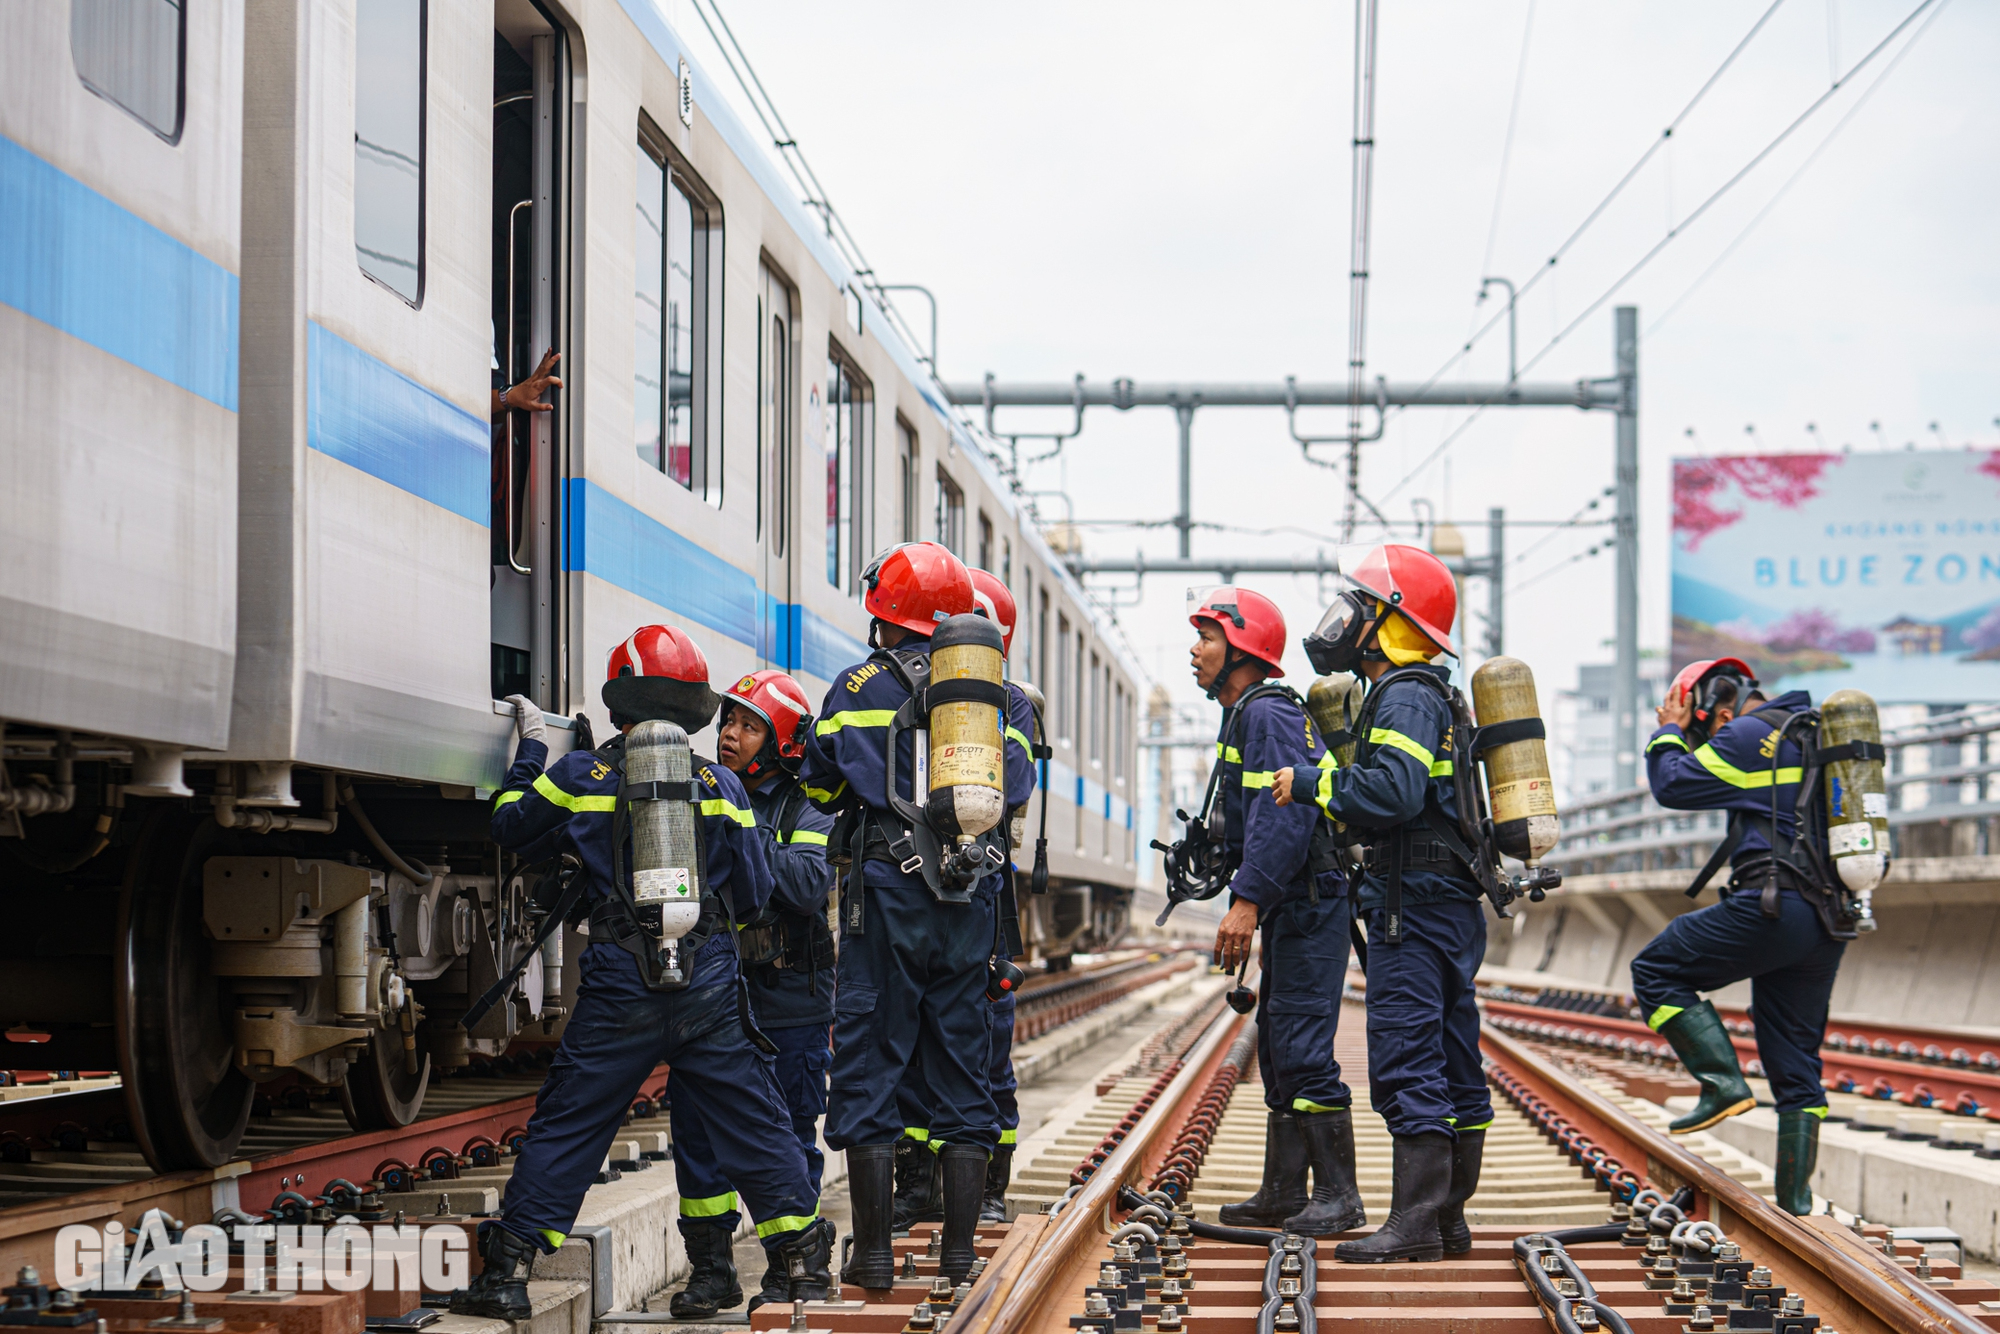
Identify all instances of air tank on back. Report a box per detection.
[1470,657,1560,863]
[626,719,703,985]
[926,613,1007,842]
[1306,673,1366,770]
[1821,688,1886,932]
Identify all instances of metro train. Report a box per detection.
[0,0,1142,1172]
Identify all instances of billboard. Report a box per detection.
[1671,449,2000,704]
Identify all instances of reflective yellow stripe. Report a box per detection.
[700,798,756,828]
[538,1229,566,1250]
[1648,733,1690,754]
[998,1128,1017,1146]
[1316,763,1335,812]
[1369,727,1435,769]
[784,829,830,846]
[1457,1118,1494,1132]
[1006,726,1033,753]
[816,709,895,736]
[1693,744,1801,789]
[803,780,847,803]
[1293,1099,1347,1114]
[902,1127,929,1142]
[1429,759,1454,778]
[1804,1105,1829,1119]
[1647,1004,1685,1032]
[680,1191,738,1218]
[1241,770,1276,790]
[754,1208,819,1239]
[494,789,526,809]
[1216,743,1242,764]
[533,772,617,812]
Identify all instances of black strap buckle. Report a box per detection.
[627,779,696,802]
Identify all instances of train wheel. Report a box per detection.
[341,1024,430,1130]
[116,811,254,1171]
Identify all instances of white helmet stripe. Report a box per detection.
[623,630,646,675]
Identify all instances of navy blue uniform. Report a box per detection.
[801,647,1036,1154]
[1308,666,1493,1139]
[1630,691,1843,1114]
[490,736,819,1252]
[671,773,838,1225]
[1217,688,1351,1115]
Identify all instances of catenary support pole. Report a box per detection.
[1488,506,1505,659]
[1175,401,1195,559]
[1613,306,1640,791]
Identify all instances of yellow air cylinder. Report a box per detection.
[926,613,1007,840]
[1821,689,1888,899]
[1471,656,1560,863]
[1306,673,1366,770]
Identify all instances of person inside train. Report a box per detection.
[666,668,837,1317]
[1629,657,1845,1215]
[452,626,831,1320]
[1269,544,1491,1264]
[798,543,1038,1289]
[1190,586,1361,1237]
[492,344,562,420]
[887,569,1041,1229]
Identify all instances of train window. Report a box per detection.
[354,0,427,306]
[1090,653,1102,768]
[977,513,993,573]
[1056,616,1072,747]
[1075,634,1088,762]
[636,128,723,500]
[1037,590,1050,692]
[1115,683,1127,784]
[71,0,185,143]
[1002,538,1012,590]
[759,264,797,556]
[896,418,919,543]
[825,348,873,592]
[935,469,965,556]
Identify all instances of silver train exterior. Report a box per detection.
[0,0,1143,1171]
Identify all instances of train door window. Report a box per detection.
[936,469,964,556]
[354,0,426,305]
[1001,538,1012,589]
[1056,616,1071,748]
[977,513,993,573]
[1115,683,1127,785]
[636,123,722,500]
[71,0,185,142]
[1017,571,1031,680]
[825,348,873,592]
[1038,591,1050,693]
[895,418,919,543]
[1076,635,1088,763]
[1089,653,1102,768]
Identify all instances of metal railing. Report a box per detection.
[1550,705,2000,879]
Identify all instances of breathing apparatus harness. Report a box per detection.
[1152,682,1344,926]
[1347,668,1558,943]
[1680,706,1882,941]
[986,690,1052,1001]
[736,777,839,999]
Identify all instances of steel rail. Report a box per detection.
[962,1002,1248,1334]
[1480,1024,1988,1334]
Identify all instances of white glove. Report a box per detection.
[506,694,548,745]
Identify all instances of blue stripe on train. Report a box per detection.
[0,132,237,410]
[306,323,490,525]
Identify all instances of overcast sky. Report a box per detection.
[669,0,1998,764]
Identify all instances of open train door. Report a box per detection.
[759,263,801,667]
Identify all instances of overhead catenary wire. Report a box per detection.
[1372,0,1939,512]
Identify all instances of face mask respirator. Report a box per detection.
[1302,590,1374,676]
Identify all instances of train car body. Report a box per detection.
[0,0,1140,1170]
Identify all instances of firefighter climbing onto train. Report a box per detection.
[1173,585,1361,1237]
[1629,657,1884,1215]
[451,626,829,1319]
[797,543,1038,1290]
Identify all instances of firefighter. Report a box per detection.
[451,627,830,1320]
[1629,658,1845,1214]
[1190,586,1361,1237]
[1271,544,1493,1263]
[667,669,837,1316]
[800,543,1038,1287]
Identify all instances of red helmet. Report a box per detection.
[722,669,815,776]
[1188,585,1286,678]
[969,569,1018,656]
[1670,657,1757,741]
[1339,542,1458,656]
[862,542,975,636]
[601,624,721,731]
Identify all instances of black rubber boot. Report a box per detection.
[1656,1001,1755,1133]
[1283,1109,1367,1236]
[1436,1128,1485,1254]
[1217,1111,1308,1227]
[1333,1133,1452,1264]
[669,1219,742,1318]
[980,1146,1014,1223]
[892,1137,942,1229]
[937,1145,988,1284]
[751,1217,834,1310]
[842,1143,899,1291]
[1775,1110,1821,1215]
[449,1224,536,1321]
